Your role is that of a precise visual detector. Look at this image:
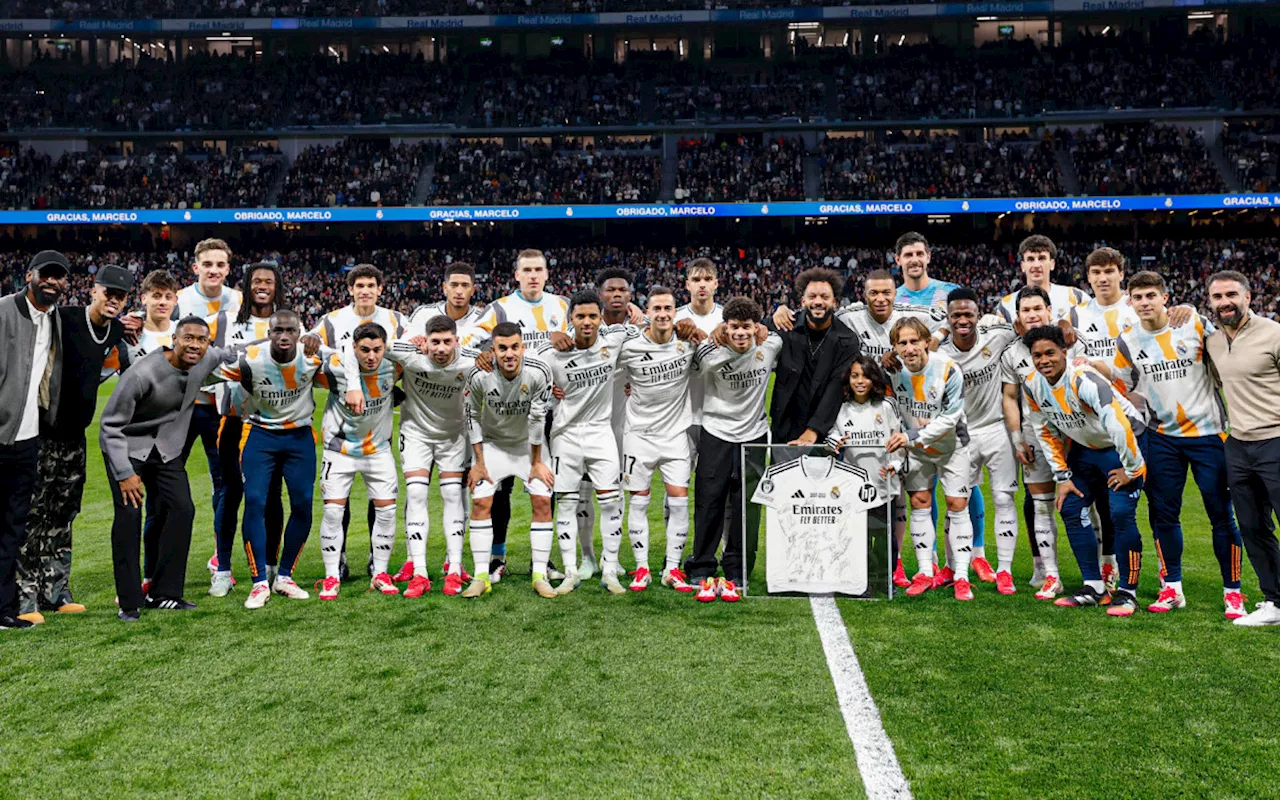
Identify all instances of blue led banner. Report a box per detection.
[4,194,1275,226]
[0,0,1272,34]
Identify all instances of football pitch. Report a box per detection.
[0,381,1275,800]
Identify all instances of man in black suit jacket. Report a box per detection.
[768,267,861,446]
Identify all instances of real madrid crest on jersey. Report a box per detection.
[677,342,686,353]
[928,385,938,399]
[549,316,559,328]
[981,346,992,359]
[831,486,841,499]
[520,383,529,395]
[1176,339,1189,357]
[600,347,610,359]
[754,349,764,361]
[874,413,883,425]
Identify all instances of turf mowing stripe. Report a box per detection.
[810,595,913,800]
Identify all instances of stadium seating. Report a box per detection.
[43,146,282,209]
[430,139,662,204]
[1224,121,1279,194]
[674,136,805,203]
[1065,124,1227,196]
[277,139,428,207]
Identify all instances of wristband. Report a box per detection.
[1009,430,1025,446]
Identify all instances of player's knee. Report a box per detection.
[944,497,968,513]
[531,496,552,517]
[909,492,932,509]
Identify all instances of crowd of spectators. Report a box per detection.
[820,132,1062,200]
[1066,124,1226,196]
[674,136,805,203]
[4,28,1280,134]
[0,145,52,210]
[468,58,644,128]
[289,54,465,127]
[1223,122,1278,194]
[430,139,662,205]
[6,236,1280,327]
[40,146,282,209]
[655,63,826,123]
[277,139,428,207]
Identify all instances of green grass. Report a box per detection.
[0,380,1272,799]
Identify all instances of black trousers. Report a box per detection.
[108,454,195,611]
[1225,436,1280,603]
[0,438,41,618]
[690,431,767,584]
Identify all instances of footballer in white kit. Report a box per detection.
[941,289,1021,593]
[674,257,724,448]
[316,324,402,598]
[616,287,702,592]
[996,234,1090,325]
[381,316,477,598]
[537,292,639,596]
[462,322,556,599]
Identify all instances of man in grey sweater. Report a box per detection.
[100,316,230,620]
[0,251,68,631]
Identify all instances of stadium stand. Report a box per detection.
[430,139,662,204]
[1224,121,1279,193]
[820,132,1063,200]
[1065,124,1227,196]
[277,139,428,207]
[674,135,805,203]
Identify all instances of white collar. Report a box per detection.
[24,295,51,320]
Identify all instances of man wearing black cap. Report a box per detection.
[0,250,68,630]
[15,265,133,624]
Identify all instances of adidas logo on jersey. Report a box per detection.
[1136,349,1150,361]
[488,388,500,397]
[639,353,655,362]
[1087,323,1099,333]
[566,359,579,368]
[792,490,806,499]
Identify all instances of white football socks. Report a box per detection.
[469,518,493,581]
[440,477,466,576]
[598,490,625,569]
[555,494,580,574]
[628,492,651,571]
[910,506,935,576]
[530,520,554,577]
[664,496,690,572]
[1032,494,1059,576]
[946,509,973,580]
[993,489,1018,573]
[320,503,346,579]
[405,477,430,577]
[371,505,397,575]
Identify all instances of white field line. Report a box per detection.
[810,595,913,800]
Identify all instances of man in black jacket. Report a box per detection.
[16,265,133,624]
[768,267,861,447]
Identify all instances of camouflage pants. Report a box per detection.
[17,437,86,614]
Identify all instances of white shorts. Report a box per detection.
[967,423,1019,493]
[1020,421,1055,485]
[550,428,621,493]
[321,450,398,501]
[904,447,971,498]
[622,431,692,492]
[400,430,468,475]
[471,441,552,500]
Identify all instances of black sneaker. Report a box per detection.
[489,557,508,584]
[118,609,141,622]
[1053,585,1108,607]
[339,554,351,582]
[145,596,197,611]
[0,614,34,629]
[1106,590,1140,617]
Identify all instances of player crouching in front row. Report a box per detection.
[1021,325,1148,615]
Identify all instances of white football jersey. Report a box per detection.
[940,321,1018,429]
[318,353,399,457]
[382,340,476,443]
[127,320,176,363]
[835,302,947,358]
[208,311,271,416]
[825,398,907,503]
[313,304,406,350]
[616,330,697,436]
[408,302,488,349]
[1069,296,1139,361]
[675,302,723,425]
[693,334,784,443]
[536,325,638,441]
[752,454,880,595]
[177,283,242,319]
[476,291,570,349]
[466,355,553,449]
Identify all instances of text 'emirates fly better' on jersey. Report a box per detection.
[752,455,888,595]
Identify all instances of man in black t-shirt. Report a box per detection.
[16,266,133,623]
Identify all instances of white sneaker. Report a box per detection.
[244,581,271,610]
[1233,600,1280,627]
[578,556,598,580]
[555,568,581,595]
[600,568,626,595]
[267,565,279,585]
[548,564,566,581]
[209,572,234,598]
[272,576,310,600]
[1029,567,1046,589]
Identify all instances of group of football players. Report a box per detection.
[91,232,1265,623]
